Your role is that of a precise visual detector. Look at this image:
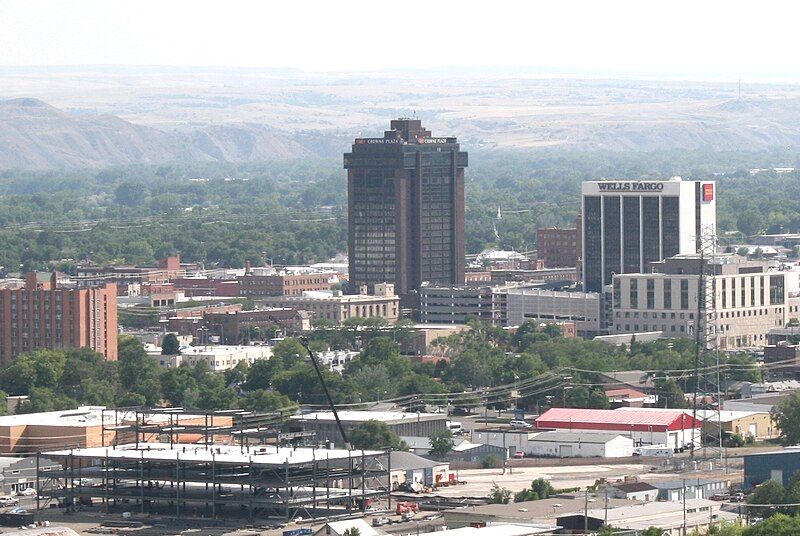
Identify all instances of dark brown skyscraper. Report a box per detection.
[344,119,467,305]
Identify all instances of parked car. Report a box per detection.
[17,488,37,497]
[513,451,525,459]
[0,495,19,507]
[510,420,533,429]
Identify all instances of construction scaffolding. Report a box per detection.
[36,442,390,522]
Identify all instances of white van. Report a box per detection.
[0,495,19,507]
[447,421,464,435]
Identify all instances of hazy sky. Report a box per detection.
[1,0,798,78]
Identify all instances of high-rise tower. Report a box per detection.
[582,178,716,292]
[344,119,467,306]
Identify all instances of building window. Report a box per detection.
[630,281,638,309]
[680,279,689,310]
[721,279,727,309]
[613,279,621,309]
[647,279,655,309]
[663,280,672,309]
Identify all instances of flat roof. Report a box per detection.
[446,496,638,521]
[291,410,446,424]
[417,525,557,536]
[43,442,383,467]
[536,408,694,428]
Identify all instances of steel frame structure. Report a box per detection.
[37,443,390,522]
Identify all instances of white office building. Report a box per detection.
[582,178,716,292]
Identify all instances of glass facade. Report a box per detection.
[642,197,661,268]
[662,196,680,258]
[351,168,396,286]
[623,197,640,273]
[603,196,621,285]
[584,196,602,292]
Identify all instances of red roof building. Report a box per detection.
[535,408,700,449]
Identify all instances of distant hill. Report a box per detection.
[0,98,347,170]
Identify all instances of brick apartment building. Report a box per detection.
[536,216,582,268]
[0,272,118,365]
[237,270,334,298]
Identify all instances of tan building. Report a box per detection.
[0,407,233,454]
[257,283,399,324]
[238,268,335,298]
[612,255,790,348]
[695,409,778,440]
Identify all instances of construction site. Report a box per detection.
[35,408,391,522]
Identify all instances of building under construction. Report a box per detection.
[37,442,390,521]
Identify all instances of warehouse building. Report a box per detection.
[535,408,701,450]
[525,430,634,458]
[653,478,729,501]
[744,447,800,488]
[288,411,448,447]
[616,407,777,441]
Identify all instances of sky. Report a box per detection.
[1,0,799,79]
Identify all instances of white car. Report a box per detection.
[510,420,533,429]
[17,488,37,497]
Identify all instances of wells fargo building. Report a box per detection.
[582,178,716,292]
[344,119,467,305]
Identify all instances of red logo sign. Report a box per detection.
[702,183,714,201]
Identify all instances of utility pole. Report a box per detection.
[584,488,589,534]
[683,478,687,536]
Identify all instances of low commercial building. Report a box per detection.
[535,408,701,450]
[76,255,185,293]
[744,447,800,488]
[525,431,634,458]
[605,387,656,408]
[203,308,311,343]
[388,451,451,489]
[257,284,399,324]
[443,496,638,528]
[763,342,800,379]
[611,255,791,349]
[0,456,61,494]
[316,350,359,373]
[505,288,604,336]
[653,478,729,501]
[446,441,508,463]
[238,267,336,298]
[0,407,231,454]
[490,267,578,286]
[607,481,659,502]
[616,407,778,441]
[155,345,273,371]
[557,498,737,536]
[288,411,448,446]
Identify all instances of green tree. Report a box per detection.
[0,350,66,395]
[772,392,800,445]
[654,378,687,409]
[161,333,181,355]
[743,513,800,536]
[429,429,455,458]
[488,483,512,504]
[272,338,308,366]
[240,389,297,413]
[349,420,406,450]
[342,528,362,536]
[748,480,787,518]
[642,528,665,536]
